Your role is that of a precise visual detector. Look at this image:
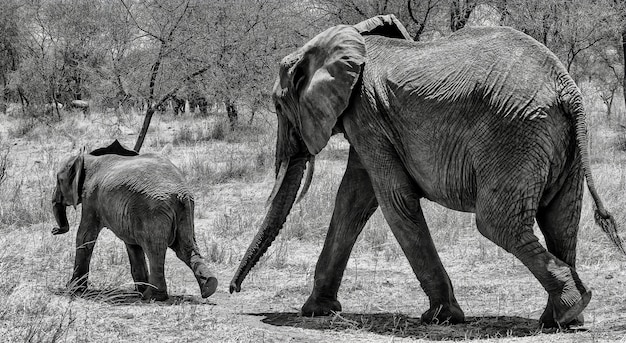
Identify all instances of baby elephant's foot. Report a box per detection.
[191,259,218,298]
[199,276,218,298]
[142,288,169,301]
[301,295,342,316]
[421,304,465,324]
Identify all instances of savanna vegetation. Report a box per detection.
[1,0,625,342]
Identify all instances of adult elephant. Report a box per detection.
[52,140,217,300]
[230,15,626,327]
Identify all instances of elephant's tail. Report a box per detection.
[174,196,196,247]
[564,77,626,255]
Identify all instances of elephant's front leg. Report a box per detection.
[362,152,464,324]
[302,148,378,316]
[69,214,102,294]
[125,243,149,294]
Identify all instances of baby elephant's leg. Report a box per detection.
[172,244,218,298]
[125,243,149,293]
[143,246,169,301]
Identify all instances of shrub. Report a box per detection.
[172,120,228,146]
[615,124,626,152]
[7,117,37,139]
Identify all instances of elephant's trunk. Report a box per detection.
[52,196,70,235]
[230,156,307,293]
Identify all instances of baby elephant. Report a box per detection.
[52,140,217,300]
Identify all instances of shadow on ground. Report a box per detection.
[250,312,583,340]
[50,287,208,306]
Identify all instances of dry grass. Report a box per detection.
[0,95,625,342]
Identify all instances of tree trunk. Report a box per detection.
[134,66,211,152]
[0,82,6,114]
[622,28,626,110]
[134,106,156,152]
[225,98,238,129]
[134,39,165,152]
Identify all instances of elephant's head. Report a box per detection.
[51,148,85,235]
[51,140,138,235]
[230,17,415,293]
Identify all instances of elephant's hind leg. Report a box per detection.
[536,166,587,327]
[171,244,218,298]
[475,182,589,328]
[125,243,149,294]
[302,147,379,316]
[143,244,169,301]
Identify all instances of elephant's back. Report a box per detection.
[368,26,569,123]
[360,30,579,211]
[93,154,193,202]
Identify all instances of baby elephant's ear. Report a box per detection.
[281,25,366,155]
[58,148,85,207]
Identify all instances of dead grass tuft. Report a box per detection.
[172,120,229,145]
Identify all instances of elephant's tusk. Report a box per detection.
[295,156,315,204]
[266,158,290,208]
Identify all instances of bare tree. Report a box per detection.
[619,0,626,109]
[407,0,440,40]
[118,0,212,151]
[449,0,476,32]
[0,1,22,114]
[312,0,449,40]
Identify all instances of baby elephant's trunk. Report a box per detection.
[51,188,70,235]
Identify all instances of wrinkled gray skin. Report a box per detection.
[230,15,625,328]
[52,140,217,300]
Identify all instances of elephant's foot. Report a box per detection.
[191,261,218,298]
[199,275,218,298]
[540,291,591,328]
[301,295,342,316]
[142,287,169,301]
[421,303,465,324]
[52,226,69,235]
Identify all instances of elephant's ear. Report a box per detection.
[90,139,138,156]
[58,148,85,207]
[277,25,365,155]
[353,14,413,41]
